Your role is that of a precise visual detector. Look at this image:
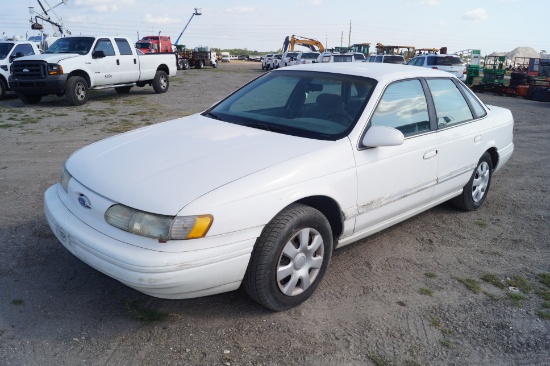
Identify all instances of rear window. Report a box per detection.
[382,56,405,64]
[286,53,299,58]
[428,55,464,66]
[301,53,320,59]
[333,55,353,62]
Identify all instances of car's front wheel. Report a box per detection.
[452,152,493,211]
[243,203,333,311]
[65,76,88,106]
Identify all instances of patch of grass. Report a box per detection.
[405,360,422,366]
[539,273,550,288]
[20,117,40,124]
[440,339,452,348]
[80,107,120,117]
[507,276,533,293]
[507,292,528,306]
[442,328,453,335]
[536,309,550,320]
[536,288,550,301]
[483,291,500,301]
[102,120,141,133]
[419,288,433,296]
[481,273,506,289]
[0,124,15,129]
[424,272,437,278]
[542,301,550,309]
[11,299,24,305]
[367,353,395,366]
[454,276,481,294]
[474,219,488,228]
[429,316,442,328]
[124,299,170,322]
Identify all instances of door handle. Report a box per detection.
[116,59,120,65]
[134,58,136,64]
[423,149,438,160]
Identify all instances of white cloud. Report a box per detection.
[418,0,441,5]
[227,6,255,14]
[144,13,181,25]
[463,8,489,21]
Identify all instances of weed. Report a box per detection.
[124,299,170,322]
[540,273,550,288]
[405,360,422,366]
[11,299,24,305]
[507,292,528,306]
[425,272,437,278]
[481,273,506,289]
[429,316,442,328]
[0,124,15,129]
[440,339,452,348]
[542,301,550,309]
[536,309,550,320]
[483,291,500,301]
[454,277,481,294]
[507,276,533,293]
[367,353,395,366]
[474,219,488,228]
[419,288,433,296]
[536,287,550,301]
[442,328,453,335]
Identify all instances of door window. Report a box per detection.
[370,79,430,136]
[115,38,133,55]
[427,78,473,128]
[12,44,36,57]
[94,39,116,56]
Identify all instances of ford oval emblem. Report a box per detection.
[78,194,92,209]
[23,68,30,72]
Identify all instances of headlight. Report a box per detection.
[48,64,63,75]
[60,164,72,192]
[105,204,213,241]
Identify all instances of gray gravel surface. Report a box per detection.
[1,61,549,366]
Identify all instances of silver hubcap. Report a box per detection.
[472,161,490,202]
[75,82,86,100]
[160,76,167,89]
[277,228,324,296]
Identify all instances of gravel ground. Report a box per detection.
[0,61,549,366]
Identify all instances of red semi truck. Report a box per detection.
[136,36,173,54]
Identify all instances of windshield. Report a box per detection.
[136,42,151,49]
[203,70,377,141]
[45,37,95,55]
[0,43,15,60]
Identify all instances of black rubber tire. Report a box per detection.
[0,78,6,100]
[115,86,132,94]
[177,59,185,70]
[451,152,493,211]
[212,62,217,68]
[196,60,204,69]
[182,60,189,70]
[18,93,42,104]
[152,71,169,94]
[65,76,89,106]
[243,203,333,311]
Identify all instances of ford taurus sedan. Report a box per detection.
[44,63,514,311]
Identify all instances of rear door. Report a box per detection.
[114,38,140,83]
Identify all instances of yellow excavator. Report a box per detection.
[282,35,325,53]
[375,43,416,61]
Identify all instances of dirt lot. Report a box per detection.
[0,61,549,366]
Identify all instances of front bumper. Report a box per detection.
[44,185,256,299]
[9,74,68,95]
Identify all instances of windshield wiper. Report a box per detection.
[252,123,288,133]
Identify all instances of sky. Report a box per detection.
[0,0,547,55]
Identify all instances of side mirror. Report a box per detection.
[92,50,106,59]
[9,52,25,62]
[362,125,404,147]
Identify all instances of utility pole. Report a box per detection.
[348,20,351,47]
[340,31,343,47]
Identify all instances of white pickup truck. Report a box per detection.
[0,40,42,100]
[8,36,177,106]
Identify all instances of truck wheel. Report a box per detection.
[0,79,6,100]
[18,93,42,104]
[196,60,204,69]
[152,71,169,93]
[212,62,217,68]
[177,59,185,70]
[115,86,132,94]
[182,60,189,70]
[66,76,89,106]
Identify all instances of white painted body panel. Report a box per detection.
[44,63,514,299]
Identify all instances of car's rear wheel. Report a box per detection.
[243,203,333,311]
[451,152,493,211]
[152,71,169,93]
[196,60,203,69]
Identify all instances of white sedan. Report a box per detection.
[44,63,514,311]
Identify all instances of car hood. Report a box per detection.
[67,114,330,215]
[16,53,80,63]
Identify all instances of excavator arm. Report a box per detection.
[283,35,325,53]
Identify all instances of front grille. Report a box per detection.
[12,61,47,80]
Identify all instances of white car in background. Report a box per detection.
[281,51,302,67]
[321,53,354,63]
[408,53,467,81]
[261,54,273,70]
[295,52,321,64]
[45,63,514,311]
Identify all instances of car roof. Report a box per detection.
[274,62,456,83]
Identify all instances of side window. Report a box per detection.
[115,38,133,55]
[427,78,473,128]
[414,57,424,66]
[375,55,382,62]
[457,82,487,118]
[426,56,436,66]
[370,79,430,136]
[94,39,116,56]
[13,44,36,56]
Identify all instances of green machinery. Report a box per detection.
[481,55,507,85]
[465,49,481,85]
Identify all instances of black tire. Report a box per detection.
[18,93,42,104]
[182,60,189,70]
[152,71,169,94]
[65,76,88,106]
[196,60,204,69]
[212,62,217,68]
[510,72,527,80]
[243,203,333,311]
[115,86,132,94]
[0,78,6,100]
[451,152,493,211]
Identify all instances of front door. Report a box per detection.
[89,38,121,85]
